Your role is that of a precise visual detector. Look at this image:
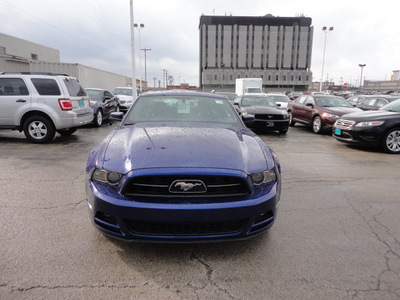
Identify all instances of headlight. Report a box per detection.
[251,170,277,185]
[92,169,122,185]
[355,121,385,127]
[282,114,288,119]
[322,112,339,119]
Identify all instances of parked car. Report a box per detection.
[214,91,238,103]
[347,95,369,108]
[357,95,400,111]
[287,91,303,100]
[333,99,400,153]
[266,93,291,109]
[112,87,135,112]
[287,94,361,134]
[0,72,93,143]
[86,90,281,242]
[85,88,119,126]
[235,95,289,134]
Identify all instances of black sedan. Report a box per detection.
[86,88,119,126]
[333,99,400,153]
[235,95,289,134]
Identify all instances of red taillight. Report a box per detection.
[59,98,73,111]
[88,98,91,107]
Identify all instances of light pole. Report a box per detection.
[359,64,366,90]
[319,26,334,92]
[134,23,144,91]
[129,0,137,98]
[141,48,151,89]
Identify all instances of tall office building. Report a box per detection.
[199,14,313,92]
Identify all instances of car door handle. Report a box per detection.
[16,99,27,103]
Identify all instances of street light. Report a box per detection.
[359,64,366,90]
[129,0,137,98]
[134,23,144,91]
[319,26,334,92]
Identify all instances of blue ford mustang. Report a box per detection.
[86,90,281,242]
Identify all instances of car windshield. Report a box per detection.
[241,97,277,107]
[86,90,102,101]
[124,95,241,125]
[315,97,353,108]
[380,99,400,112]
[113,88,132,96]
[246,88,262,93]
[266,95,290,103]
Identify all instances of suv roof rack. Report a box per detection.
[0,72,70,76]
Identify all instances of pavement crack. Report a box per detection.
[189,251,234,299]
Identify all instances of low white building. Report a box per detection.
[0,32,133,91]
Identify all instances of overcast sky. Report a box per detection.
[1,0,399,88]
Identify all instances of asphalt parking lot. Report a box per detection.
[1,123,399,299]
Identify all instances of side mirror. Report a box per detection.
[110,112,124,121]
[104,96,111,102]
[306,103,314,108]
[242,114,255,125]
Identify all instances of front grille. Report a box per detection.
[124,175,249,197]
[335,119,355,130]
[125,219,248,236]
[254,114,285,120]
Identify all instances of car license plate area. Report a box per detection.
[79,101,85,107]
[335,128,341,135]
[265,122,274,127]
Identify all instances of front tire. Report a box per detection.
[94,110,103,127]
[23,115,55,143]
[383,128,400,154]
[288,111,295,126]
[312,116,322,134]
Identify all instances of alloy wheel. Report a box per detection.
[385,129,400,153]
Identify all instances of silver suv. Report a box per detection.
[0,73,93,143]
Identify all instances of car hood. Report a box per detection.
[99,124,270,174]
[320,107,361,115]
[242,106,287,115]
[340,110,400,121]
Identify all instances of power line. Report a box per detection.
[0,0,110,51]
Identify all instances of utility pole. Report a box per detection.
[129,0,137,98]
[141,48,151,87]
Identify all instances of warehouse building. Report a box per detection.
[0,32,133,91]
[199,14,314,92]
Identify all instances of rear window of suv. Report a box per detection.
[63,78,87,97]
[31,78,61,95]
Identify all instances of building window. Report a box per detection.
[0,46,5,54]
[31,53,38,60]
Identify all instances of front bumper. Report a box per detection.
[250,119,289,131]
[332,124,384,146]
[86,180,280,243]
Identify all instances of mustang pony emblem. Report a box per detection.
[174,182,202,191]
[169,180,207,193]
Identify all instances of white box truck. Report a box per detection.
[235,78,264,96]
